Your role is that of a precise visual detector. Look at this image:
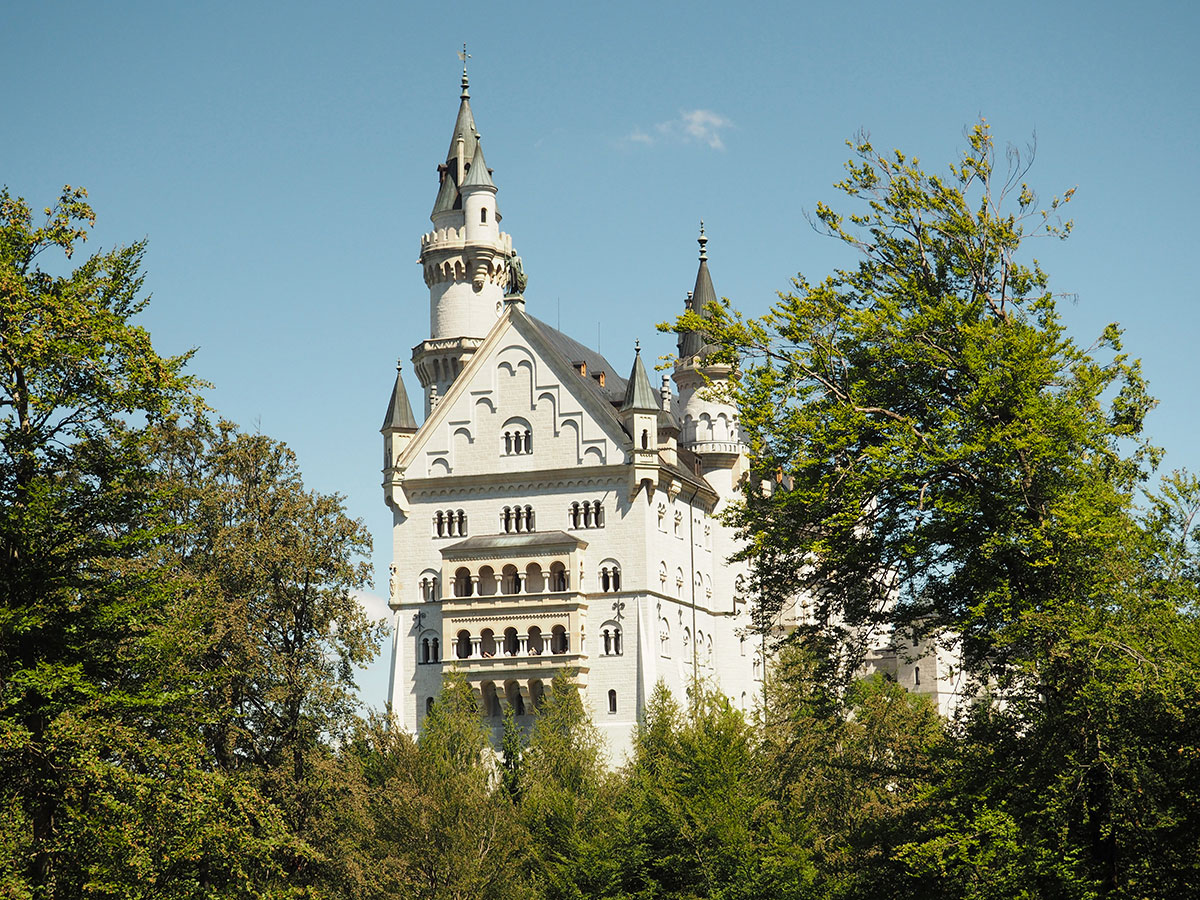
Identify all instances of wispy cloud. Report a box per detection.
[623,109,734,150]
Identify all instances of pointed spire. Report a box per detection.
[444,61,479,175]
[381,362,418,432]
[679,222,718,359]
[461,139,495,188]
[621,341,660,412]
[458,43,471,99]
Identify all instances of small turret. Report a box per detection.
[621,342,660,498]
[381,362,419,509]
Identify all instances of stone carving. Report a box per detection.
[389,562,398,604]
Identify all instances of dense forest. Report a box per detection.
[3,125,1199,900]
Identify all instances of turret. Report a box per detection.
[412,60,519,415]
[673,224,746,496]
[381,362,419,510]
[620,342,660,499]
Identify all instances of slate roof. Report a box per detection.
[442,530,588,555]
[381,366,418,432]
[521,313,628,406]
[621,347,660,412]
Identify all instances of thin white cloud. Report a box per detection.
[623,109,734,150]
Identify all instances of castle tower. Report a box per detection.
[380,361,418,510]
[412,61,518,415]
[674,224,746,499]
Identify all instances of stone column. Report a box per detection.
[470,637,481,659]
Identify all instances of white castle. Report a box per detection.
[382,66,958,758]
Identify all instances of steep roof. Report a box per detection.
[380,365,418,432]
[678,226,719,359]
[460,141,495,188]
[522,313,628,406]
[620,345,660,412]
[444,75,479,172]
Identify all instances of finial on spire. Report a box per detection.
[458,44,471,98]
[635,339,642,354]
[698,220,708,261]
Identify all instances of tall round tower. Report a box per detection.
[412,62,518,414]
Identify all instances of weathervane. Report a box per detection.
[458,43,471,72]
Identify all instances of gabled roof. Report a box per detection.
[620,346,660,413]
[381,365,418,432]
[521,314,627,406]
[395,306,634,473]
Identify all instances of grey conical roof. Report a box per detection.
[431,172,459,217]
[461,141,495,189]
[381,366,418,432]
[444,91,479,173]
[620,346,660,412]
[678,228,719,359]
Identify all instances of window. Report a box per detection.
[426,697,434,715]
[551,624,568,654]
[569,500,604,529]
[550,562,568,592]
[419,631,441,664]
[419,574,440,602]
[434,509,466,537]
[502,419,533,455]
[641,429,650,450]
[501,505,536,534]
[454,567,472,597]
[608,689,617,714]
[659,618,671,657]
[600,562,621,592]
[914,666,921,686]
[456,630,472,659]
[601,621,622,656]
[480,207,487,223]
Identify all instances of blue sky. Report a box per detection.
[5,1,1198,707]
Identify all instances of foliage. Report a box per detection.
[672,123,1156,683]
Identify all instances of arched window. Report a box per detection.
[456,630,472,660]
[569,502,580,528]
[593,500,603,527]
[527,626,544,655]
[480,629,496,658]
[525,505,535,532]
[659,618,671,657]
[914,666,921,686]
[456,510,467,536]
[434,511,445,537]
[551,624,568,654]
[550,562,567,592]
[599,560,620,593]
[480,206,487,223]
[608,689,617,714]
[502,419,533,455]
[502,507,513,533]
[421,638,430,664]
[431,637,439,661]
[600,620,622,656]
[641,429,649,450]
[503,627,519,656]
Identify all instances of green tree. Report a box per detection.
[0,185,205,897]
[362,672,533,900]
[619,680,816,900]
[676,123,1156,684]
[154,419,384,894]
[519,670,619,899]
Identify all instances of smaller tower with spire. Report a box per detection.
[620,341,661,498]
[381,361,419,510]
[674,224,746,497]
